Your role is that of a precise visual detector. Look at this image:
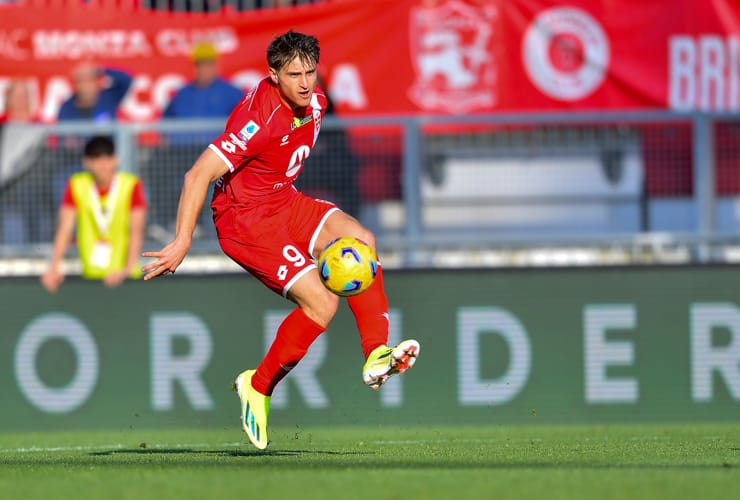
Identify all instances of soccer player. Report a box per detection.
[142,31,419,450]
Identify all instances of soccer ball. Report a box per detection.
[318,237,378,297]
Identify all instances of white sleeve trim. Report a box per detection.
[208,144,235,172]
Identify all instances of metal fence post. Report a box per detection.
[402,118,423,266]
[692,114,715,262]
[115,125,135,175]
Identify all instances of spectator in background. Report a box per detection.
[0,79,37,123]
[0,79,48,245]
[41,135,147,293]
[57,62,133,122]
[163,41,243,120]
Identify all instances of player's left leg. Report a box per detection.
[313,210,420,389]
[220,214,335,450]
[233,369,269,450]
[232,279,335,450]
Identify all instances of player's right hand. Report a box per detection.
[141,237,190,280]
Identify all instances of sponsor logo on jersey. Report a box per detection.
[285,145,311,178]
[408,0,497,113]
[291,115,313,130]
[228,133,247,151]
[237,120,260,143]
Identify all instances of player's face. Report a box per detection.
[270,56,317,112]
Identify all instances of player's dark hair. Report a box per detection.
[83,135,115,158]
[267,30,320,71]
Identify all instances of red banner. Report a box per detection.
[1,0,740,122]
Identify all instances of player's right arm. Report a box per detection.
[141,148,229,280]
[40,205,76,293]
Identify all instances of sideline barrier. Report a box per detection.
[1,266,738,431]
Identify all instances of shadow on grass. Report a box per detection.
[0,447,734,470]
[88,448,367,458]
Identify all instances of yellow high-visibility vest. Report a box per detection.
[69,171,142,279]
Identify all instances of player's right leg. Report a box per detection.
[362,339,421,390]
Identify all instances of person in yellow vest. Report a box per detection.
[41,135,147,293]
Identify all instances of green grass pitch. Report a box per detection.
[0,423,737,499]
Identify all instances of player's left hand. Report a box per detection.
[141,237,190,280]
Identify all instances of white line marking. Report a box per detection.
[370,437,544,445]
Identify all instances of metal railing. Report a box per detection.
[1,111,739,270]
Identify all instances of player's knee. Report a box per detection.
[355,228,376,249]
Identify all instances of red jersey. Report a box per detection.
[208,78,327,217]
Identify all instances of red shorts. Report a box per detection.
[216,190,339,297]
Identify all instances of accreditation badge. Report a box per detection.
[91,240,112,269]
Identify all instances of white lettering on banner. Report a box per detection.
[669,35,740,111]
[7,301,740,416]
[265,310,328,409]
[690,303,740,401]
[32,30,151,59]
[121,75,154,122]
[155,28,238,57]
[457,307,531,405]
[150,312,214,411]
[231,70,263,95]
[40,77,72,123]
[152,74,187,111]
[584,305,638,404]
[0,29,30,60]
[15,313,99,414]
[120,74,187,122]
[328,64,367,109]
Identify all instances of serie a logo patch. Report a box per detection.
[238,120,261,142]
